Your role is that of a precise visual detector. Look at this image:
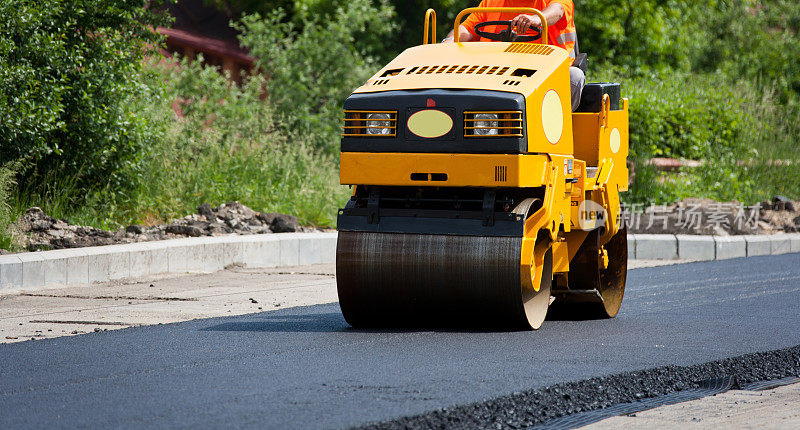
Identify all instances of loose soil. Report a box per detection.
[5,202,328,253]
[624,196,799,236]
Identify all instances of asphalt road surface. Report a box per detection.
[2,254,800,429]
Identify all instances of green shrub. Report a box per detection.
[621,71,752,160]
[576,0,705,72]
[694,0,800,104]
[236,3,396,154]
[125,57,347,228]
[0,163,16,249]
[0,0,169,196]
[615,72,800,205]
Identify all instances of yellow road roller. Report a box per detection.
[336,7,629,329]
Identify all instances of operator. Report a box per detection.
[443,0,584,111]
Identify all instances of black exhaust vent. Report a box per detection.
[495,165,508,182]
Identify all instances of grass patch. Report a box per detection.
[600,68,800,205]
[4,59,348,234]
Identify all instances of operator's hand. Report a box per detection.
[511,14,542,35]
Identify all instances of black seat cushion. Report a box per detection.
[576,82,621,113]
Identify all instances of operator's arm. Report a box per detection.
[511,4,564,35]
[442,25,476,43]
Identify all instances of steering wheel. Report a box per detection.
[474,20,542,42]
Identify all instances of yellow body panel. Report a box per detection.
[356,43,569,96]
[340,152,552,188]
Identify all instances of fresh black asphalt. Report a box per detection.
[2,253,800,429]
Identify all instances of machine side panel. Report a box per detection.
[524,59,574,156]
[339,152,550,188]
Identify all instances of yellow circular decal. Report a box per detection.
[610,128,621,154]
[407,109,453,139]
[541,90,563,144]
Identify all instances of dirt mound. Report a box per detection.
[13,202,318,252]
[625,196,799,236]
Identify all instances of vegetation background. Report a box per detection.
[1,0,798,249]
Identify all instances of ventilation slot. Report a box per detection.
[504,43,555,55]
[372,79,391,86]
[410,173,448,182]
[403,65,511,76]
[495,166,508,182]
[502,80,522,86]
[380,68,403,77]
[511,68,536,77]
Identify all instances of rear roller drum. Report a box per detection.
[550,226,627,319]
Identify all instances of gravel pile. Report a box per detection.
[362,345,800,430]
[625,196,799,236]
[12,202,317,252]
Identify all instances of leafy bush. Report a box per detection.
[0,0,169,195]
[125,57,347,228]
[618,73,800,205]
[694,0,800,104]
[576,0,703,72]
[236,3,396,154]
[616,71,753,160]
[0,163,17,249]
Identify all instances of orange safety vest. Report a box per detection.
[462,0,578,65]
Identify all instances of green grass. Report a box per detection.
[2,59,349,240]
[604,68,800,205]
[3,64,799,251]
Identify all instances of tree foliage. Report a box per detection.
[0,0,170,194]
[694,0,800,104]
[236,3,396,154]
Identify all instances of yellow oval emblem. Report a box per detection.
[609,128,621,154]
[407,110,453,139]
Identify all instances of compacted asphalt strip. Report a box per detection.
[1,253,799,429]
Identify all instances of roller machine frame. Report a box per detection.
[336,8,629,329]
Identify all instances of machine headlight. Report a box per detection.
[366,113,393,135]
[343,110,397,137]
[464,111,523,138]
[473,113,500,136]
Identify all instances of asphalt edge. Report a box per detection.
[2,232,800,291]
[358,344,800,430]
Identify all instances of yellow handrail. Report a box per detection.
[423,9,437,45]
[453,7,548,45]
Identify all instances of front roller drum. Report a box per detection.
[336,231,552,329]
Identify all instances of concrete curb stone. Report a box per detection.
[129,242,170,278]
[633,234,678,260]
[626,235,636,260]
[676,235,715,261]
[743,235,772,257]
[714,236,747,260]
[770,235,792,255]
[0,255,23,289]
[789,233,800,253]
[2,232,799,292]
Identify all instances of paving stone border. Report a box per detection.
[2,232,800,291]
[0,233,336,291]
